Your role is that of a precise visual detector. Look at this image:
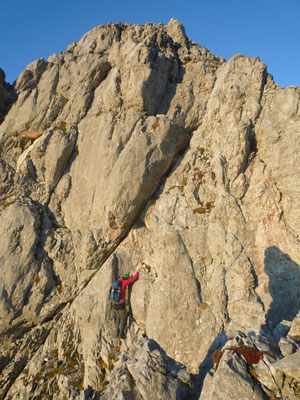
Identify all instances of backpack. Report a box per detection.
[109,280,122,302]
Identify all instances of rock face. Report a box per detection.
[0,68,16,124]
[0,19,299,400]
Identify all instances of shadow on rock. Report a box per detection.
[264,246,300,331]
[196,332,227,397]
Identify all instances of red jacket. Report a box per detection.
[118,271,140,302]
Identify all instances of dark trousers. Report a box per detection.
[112,303,127,337]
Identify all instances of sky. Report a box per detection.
[0,0,299,87]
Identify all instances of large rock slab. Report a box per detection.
[59,112,189,271]
[0,200,41,333]
[256,83,300,238]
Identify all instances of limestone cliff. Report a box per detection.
[0,19,299,400]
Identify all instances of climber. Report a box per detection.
[110,267,142,339]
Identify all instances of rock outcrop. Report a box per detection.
[0,19,299,400]
[0,68,16,124]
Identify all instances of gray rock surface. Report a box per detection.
[0,199,42,332]
[201,330,300,400]
[202,350,267,400]
[0,19,299,400]
[289,312,300,342]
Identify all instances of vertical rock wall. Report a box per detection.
[0,19,299,400]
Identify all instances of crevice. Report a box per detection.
[230,195,247,223]
[40,302,69,325]
[231,122,258,187]
[231,233,265,309]
[107,114,144,175]
[175,230,202,302]
[257,67,268,109]
[82,60,112,118]
[222,268,230,325]
[259,358,283,399]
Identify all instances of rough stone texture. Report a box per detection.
[256,83,300,238]
[0,199,42,333]
[0,20,299,400]
[202,350,267,400]
[289,311,300,342]
[201,330,300,400]
[273,350,300,378]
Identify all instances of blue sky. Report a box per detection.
[1,0,299,87]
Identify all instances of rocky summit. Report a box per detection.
[0,19,299,400]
